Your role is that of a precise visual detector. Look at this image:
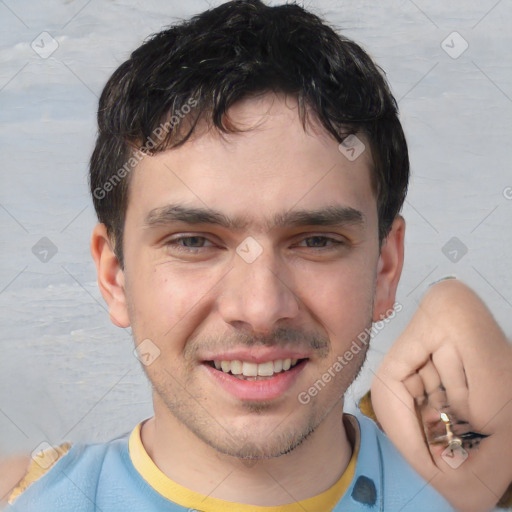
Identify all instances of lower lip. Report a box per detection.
[203,360,307,401]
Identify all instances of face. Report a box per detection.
[94,93,404,459]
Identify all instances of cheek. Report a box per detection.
[296,260,376,335]
[125,261,222,350]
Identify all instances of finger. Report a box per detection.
[431,344,470,423]
[403,372,426,406]
[378,312,434,381]
[413,361,450,446]
[418,359,447,412]
[403,372,429,442]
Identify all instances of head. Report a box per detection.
[91,0,407,460]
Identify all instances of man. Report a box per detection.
[2,1,511,510]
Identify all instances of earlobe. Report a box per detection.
[90,223,130,328]
[373,216,405,321]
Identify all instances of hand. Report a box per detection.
[371,279,512,512]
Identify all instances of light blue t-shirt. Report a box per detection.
[8,413,455,512]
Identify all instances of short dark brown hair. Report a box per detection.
[89,0,409,267]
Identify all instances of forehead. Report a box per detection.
[126,93,376,229]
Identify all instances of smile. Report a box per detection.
[203,358,309,401]
[207,358,305,380]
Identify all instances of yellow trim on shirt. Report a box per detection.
[358,391,378,424]
[129,418,360,512]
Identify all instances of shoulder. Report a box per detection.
[0,455,31,506]
[5,433,132,508]
[2,443,72,506]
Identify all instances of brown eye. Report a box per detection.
[299,236,344,248]
[165,235,215,252]
[178,236,208,248]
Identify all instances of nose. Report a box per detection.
[217,249,300,334]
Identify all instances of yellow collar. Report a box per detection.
[128,416,360,512]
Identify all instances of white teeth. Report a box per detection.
[242,362,258,377]
[212,358,302,376]
[230,360,243,375]
[257,361,274,376]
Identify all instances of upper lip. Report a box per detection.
[202,348,311,364]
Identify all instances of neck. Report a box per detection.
[140,400,353,506]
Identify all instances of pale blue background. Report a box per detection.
[0,1,511,494]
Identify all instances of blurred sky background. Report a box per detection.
[0,0,511,468]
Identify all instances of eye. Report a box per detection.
[177,236,208,248]
[164,235,215,251]
[297,236,345,248]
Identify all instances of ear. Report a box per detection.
[90,223,130,328]
[373,215,405,321]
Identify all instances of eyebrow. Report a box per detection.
[144,204,365,231]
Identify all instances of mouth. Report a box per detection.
[205,358,308,380]
[202,357,309,401]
